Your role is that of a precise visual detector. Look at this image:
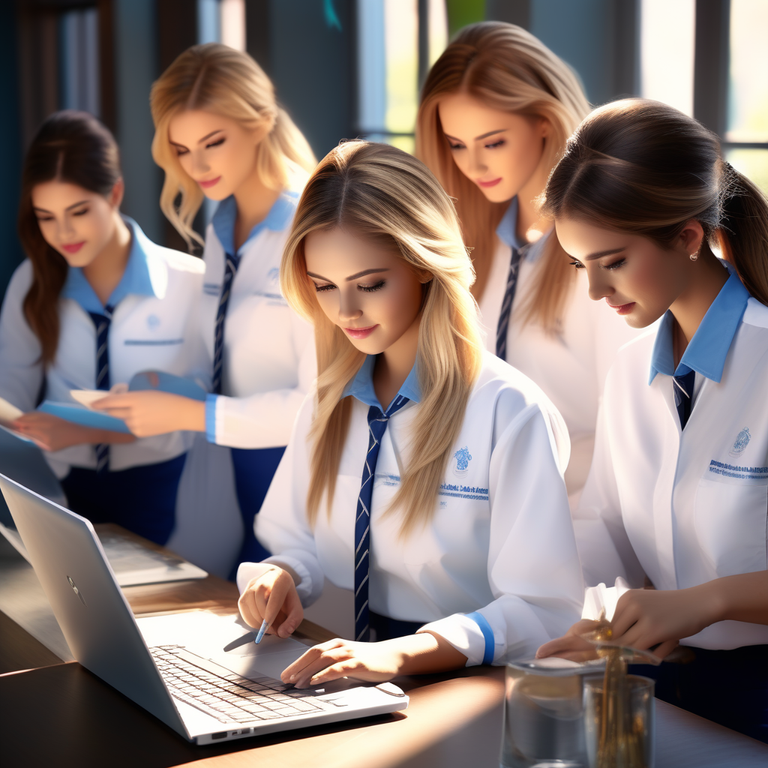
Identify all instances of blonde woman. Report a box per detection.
[96,44,317,569]
[236,141,582,685]
[417,22,637,504]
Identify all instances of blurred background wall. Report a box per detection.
[2,0,766,300]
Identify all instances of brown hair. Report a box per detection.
[18,110,122,365]
[281,141,483,536]
[416,21,590,330]
[150,43,316,247]
[542,98,768,305]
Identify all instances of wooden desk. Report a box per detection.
[1,533,767,767]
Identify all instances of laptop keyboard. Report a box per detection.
[151,645,346,725]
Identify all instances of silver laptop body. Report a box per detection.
[0,474,408,744]
[0,428,207,586]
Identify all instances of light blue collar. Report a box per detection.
[496,197,549,260]
[343,355,422,411]
[211,190,298,257]
[60,216,157,314]
[649,264,749,384]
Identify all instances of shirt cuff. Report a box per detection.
[205,394,218,443]
[418,612,493,667]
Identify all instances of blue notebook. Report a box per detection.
[39,372,206,433]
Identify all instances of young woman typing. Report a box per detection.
[236,140,583,685]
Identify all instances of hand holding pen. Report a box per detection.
[237,566,304,642]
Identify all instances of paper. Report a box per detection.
[0,397,23,423]
[70,390,107,408]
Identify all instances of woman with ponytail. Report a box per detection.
[536,99,768,742]
[95,44,318,569]
[236,140,582,683]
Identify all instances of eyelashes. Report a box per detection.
[447,139,506,151]
[569,259,626,271]
[35,209,89,224]
[174,137,225,157]
[312,281,387,294]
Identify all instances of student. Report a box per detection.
[417,22,637,504]
[236,141,583,685]
[94,44,317,567]
[0,110,206,545]
[536,99,768,742]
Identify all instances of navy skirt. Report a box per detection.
[229,446,285,573]
[633,644,768,743]
[61,453,187,546]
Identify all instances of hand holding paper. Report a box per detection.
[88,370,207,437]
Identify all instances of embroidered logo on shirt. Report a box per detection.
[454,446,472,476]
[146,314,160,330]
[729,427,751,457]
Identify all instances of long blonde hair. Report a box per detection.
[543,99,768,306]
[282,141,484,536]
[416,21,590,330]
[150,43,316,247]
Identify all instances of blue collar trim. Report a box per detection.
[496,198,524,250]
[649,265,749,384]
[61,216,157,314]
[211,190,298,257]
[343,355,422,410]
[496,197,549,261]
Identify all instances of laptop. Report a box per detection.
[0,427,207,586]
[0,473,408,744]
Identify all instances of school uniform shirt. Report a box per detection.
[575,265,768,650]
[238,351,584,666]
[477,199,639,503]
[200,192,315,449]
[0,217,208,478]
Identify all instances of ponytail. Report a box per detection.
[719,165,768,305]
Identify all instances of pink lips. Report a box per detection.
[344,325,378,340]
[607,300,636,315]
[199,176,222,189]
[477,178,502,189]
[61,242,85,254]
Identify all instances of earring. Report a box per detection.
[689,246,700,262]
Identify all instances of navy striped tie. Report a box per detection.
[495,245,524,360]
[355,395,410,642]
[212,252,240,395]
[88,306,114,473]
[673,370,695,430]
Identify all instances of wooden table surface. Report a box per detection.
[1,529,767,767]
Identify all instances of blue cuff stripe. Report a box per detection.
[205,394,218,443]
[466,611,494,665]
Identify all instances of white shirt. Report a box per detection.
[576,268,768,650]
[200,193,315,449]
[0,218,207,477]
[238,351,584,666]
[478,200,639,503]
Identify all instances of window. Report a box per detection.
[357,0,447,152]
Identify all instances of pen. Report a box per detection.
[254,619,269,644]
